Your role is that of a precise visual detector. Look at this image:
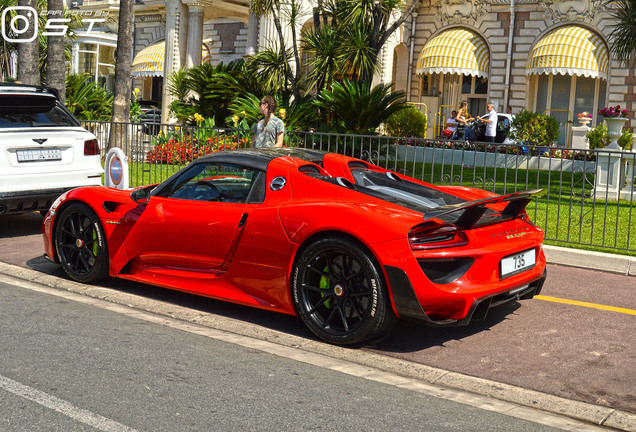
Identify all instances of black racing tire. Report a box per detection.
[292,236,397,345]
[54,203,109,283]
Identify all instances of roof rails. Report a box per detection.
[0,83,59,100]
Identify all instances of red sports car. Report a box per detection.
[43,148,546,345]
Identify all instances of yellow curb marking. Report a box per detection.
[535,295,636,316]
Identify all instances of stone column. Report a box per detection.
[245,12,258,57]
[184,3,204,68]
[593,150,624,201]
[71,42,79,74]
[161,0,181,124]
[571,125,589,150]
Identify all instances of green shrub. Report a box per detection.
[585,123,607,149]
[510,110,560,147]
[384,105,427,138]
[585,123,633,150]
[65,74,113,121]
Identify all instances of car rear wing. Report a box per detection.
[422,189,546,229]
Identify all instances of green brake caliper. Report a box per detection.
[320,265,334,309]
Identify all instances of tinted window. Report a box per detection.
[0,95,79,128]
[156,162,265,203]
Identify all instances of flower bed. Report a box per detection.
[146,134,249,164]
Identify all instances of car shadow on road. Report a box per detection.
[369,302,521,353]
[26,253,523,353]
[26,254,314,340]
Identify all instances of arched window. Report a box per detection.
[527,25,609,147]
[416,28,490,135]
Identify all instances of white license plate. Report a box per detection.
[17,148,62,162]
[500,249,536,278]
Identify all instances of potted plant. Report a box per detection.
[599,105,629,149]
[577,112,592,126]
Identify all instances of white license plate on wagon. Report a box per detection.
[17,148,62,162]
[500,249,536,279]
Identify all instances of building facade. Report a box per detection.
[66,0,632,146]
[389,0,632,143]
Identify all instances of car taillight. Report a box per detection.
[408,222,468,250]
[84,138,100,156]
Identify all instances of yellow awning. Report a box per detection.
[527,26,608,80]
[416,28,489,78]
[132,42,211,77]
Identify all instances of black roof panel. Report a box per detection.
[199,148,327,171]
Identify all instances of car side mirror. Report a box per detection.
[130,186,152,205]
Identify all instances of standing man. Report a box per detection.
[252,95,285,148]
[477,102,497,143]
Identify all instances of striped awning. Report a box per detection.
[416,28,489,77]
[131,42,211,77]
[527,26,608,80]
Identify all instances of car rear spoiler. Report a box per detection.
[422,189,546,229]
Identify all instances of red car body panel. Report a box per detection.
[43,149,546,329]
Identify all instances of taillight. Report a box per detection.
[409,222,468,250]
[84,138,100,156]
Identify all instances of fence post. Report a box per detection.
[593,149,624,200]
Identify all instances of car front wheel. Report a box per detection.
[292,237,397,345]
[55,203,109,283]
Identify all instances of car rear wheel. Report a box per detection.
[55,203,109,283]
[292,237,397,345]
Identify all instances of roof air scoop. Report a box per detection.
[386,172,403,182]
[336,177,356,189]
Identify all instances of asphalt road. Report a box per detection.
[0,277,574,432]
[1,212,635,422]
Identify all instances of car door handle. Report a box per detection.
[238,213,248,227]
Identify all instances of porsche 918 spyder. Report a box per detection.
[43,148,546,345]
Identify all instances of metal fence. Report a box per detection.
[83,120,636,254]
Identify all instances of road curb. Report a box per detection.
[1,261,634,431]
[543,245,636,277]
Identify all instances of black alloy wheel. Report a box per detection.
[292,237,396,345]
[55,203,109,283]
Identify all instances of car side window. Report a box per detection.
[159,162,264,203]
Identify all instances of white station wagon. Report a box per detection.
[0,83,103,215]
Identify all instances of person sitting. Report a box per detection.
[443,110,457,138]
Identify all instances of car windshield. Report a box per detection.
[0,95,79,128]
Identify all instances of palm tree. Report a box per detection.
[607,0,636,66]
[250,0,303,100]
[300,24,341,94]
[16,0,39,85]
[314,79,407,133]
[312,0,420,84]
[46,0,65,102]
[109,0,133,150]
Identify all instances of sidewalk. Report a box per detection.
[543,245,636,277]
